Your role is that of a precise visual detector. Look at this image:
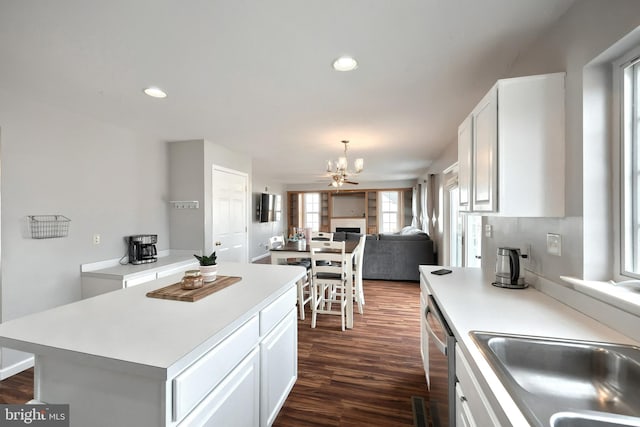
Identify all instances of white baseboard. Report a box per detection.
[251,253,270,263]
[0,356,34,380]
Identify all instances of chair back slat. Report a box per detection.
[311,231,334,241]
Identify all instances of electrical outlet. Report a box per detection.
[93,234,101,245]
[546,233,562,256]
[484,224,492,237]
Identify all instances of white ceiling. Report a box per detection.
[0,0,576,185]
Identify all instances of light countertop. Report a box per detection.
[420,265,639,427]
[0,262,306,379]
[81,252,198,280]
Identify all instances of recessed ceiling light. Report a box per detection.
[332,56,358,72]
[143,87,167,98]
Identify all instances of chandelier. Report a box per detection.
[326,140,364,187]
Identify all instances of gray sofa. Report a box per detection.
[334,227,436,282]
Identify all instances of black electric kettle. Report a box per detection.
[493,247,527,288]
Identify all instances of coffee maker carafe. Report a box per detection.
[128,235,158,265]
[493,247,527,288]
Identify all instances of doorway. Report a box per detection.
[211,166,248,263]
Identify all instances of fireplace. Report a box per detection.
[336,227,360,233]
[331,218,366,234]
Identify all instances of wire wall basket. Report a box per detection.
[28,215,71,239]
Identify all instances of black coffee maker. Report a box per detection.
[128,235,158,265]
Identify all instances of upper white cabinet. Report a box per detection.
[458,72,565,217]
[458,114,473,212]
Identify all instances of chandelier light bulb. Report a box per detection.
[354,158,364,173]
[337,156,348,170]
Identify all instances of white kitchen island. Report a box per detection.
[0,262,306,427]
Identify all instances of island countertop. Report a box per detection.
[0,262,306,380]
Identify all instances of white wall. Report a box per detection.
[483,0,640,281]
[425,1,640,281]
[168,139,252,257]
[250,177,285,261]
[0,88,170,372]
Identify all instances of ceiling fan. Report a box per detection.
[325,140,364,188]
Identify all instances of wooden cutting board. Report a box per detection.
[146,275,242,302]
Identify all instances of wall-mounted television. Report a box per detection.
[257,193,281,222]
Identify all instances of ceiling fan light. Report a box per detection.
[354,158,364,173]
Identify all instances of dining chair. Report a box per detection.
[270,235,312,320]
[352,234,366,314]
[309,240,348,331]
[311,231,334,241]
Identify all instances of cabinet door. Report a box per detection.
[456,383,477,427]
[419,290,429,388]
[178,348,260,427]
[457,114,473,212]
[472,86,498,212]
[260,309,297,427]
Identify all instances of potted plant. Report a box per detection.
[194,251,217,282]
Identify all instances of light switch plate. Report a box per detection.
[546,233,562,256]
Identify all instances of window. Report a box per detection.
[618,50,640,278]
[379,191,400,233]
[303,193,320,232]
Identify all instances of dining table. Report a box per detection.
[270,239,360,329]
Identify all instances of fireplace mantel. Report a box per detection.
[331,218,366,234]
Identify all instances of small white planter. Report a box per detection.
[199,265,218,283]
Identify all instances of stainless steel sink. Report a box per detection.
[470,332,640,427]
[550,411,640,427]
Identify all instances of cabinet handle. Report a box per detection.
[459,395,467,402]
[475,255,482,259]
[215,241,222,246]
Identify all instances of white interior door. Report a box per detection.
[212,166,248,263]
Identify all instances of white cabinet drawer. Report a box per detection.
[260,287,296,336]
[178,348,260,427]
[455,344,501,427]
[173,315,260,422]
[124,272,157,287]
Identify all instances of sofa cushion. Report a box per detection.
[346,232,362,241]
[332,231,346,241]
[400,226,426,235]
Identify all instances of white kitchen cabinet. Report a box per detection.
[455,344,501,427]
[457,114,473,212]
[455,383,476,427]
[80,255,198,298]
[260,308,298,427]
[0,263,303,427]
[178,348,260,427]
[458,72,565,216]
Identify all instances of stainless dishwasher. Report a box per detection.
[425,295,456,427]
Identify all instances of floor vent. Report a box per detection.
[411,396,428,427]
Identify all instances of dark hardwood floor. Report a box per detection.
[0,278,436,426]
[0,367,33,404]
[274,279,432,427]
